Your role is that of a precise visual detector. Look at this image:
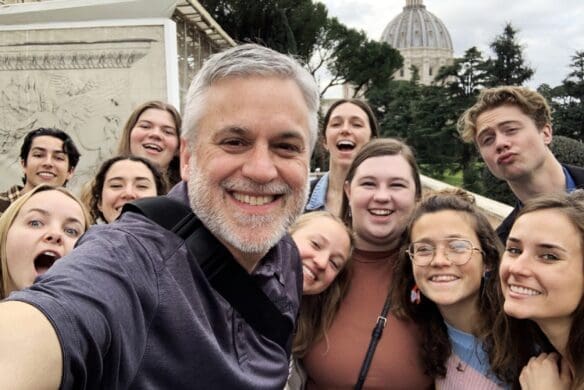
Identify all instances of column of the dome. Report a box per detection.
[406,0,424,8]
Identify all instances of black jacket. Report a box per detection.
[496,164,584,243]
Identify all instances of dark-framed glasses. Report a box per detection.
[406,239,483,267]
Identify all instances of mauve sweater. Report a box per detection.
[302,248,433,389]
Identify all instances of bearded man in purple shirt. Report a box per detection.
[0,43,319,389]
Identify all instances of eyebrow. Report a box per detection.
[107,176,153,182]
[478,120,521,135]
[23,208,84,226]
[217,126,307,143]
[31,147,66,154]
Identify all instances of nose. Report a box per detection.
[121,184,138,200]
[147,127,163,140]
[43,227,63,245]
[495,134,510,153]
[242,144,278,184]
[505,252,531,277]
[429,245,451,267]
[372,186,391,202]
[313,252,329,271]
[42,155,55,167]
[340,121,352,134]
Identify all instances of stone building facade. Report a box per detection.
[0,0,234,192]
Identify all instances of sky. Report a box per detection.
[319,0,584,93]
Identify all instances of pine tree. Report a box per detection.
[483,23,534,87]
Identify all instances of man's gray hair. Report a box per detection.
[182,44,320,153]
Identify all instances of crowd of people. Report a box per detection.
[0,43,582,390]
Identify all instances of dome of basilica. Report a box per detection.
[380,0,453,51]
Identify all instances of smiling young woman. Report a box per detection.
[0,184,90,298]
[86,155,167,224]
[117,101,182,188]
[392,189,511,389]
[498,190,584,390]
[305,99,379,216]
[301,138,432,389]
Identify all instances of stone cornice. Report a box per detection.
[0,40,152,71]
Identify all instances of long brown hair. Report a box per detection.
[289,211,354,358]
[392,189,507,382]
[117,100,182,187]
[492,190,584,389]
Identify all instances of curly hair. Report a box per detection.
[86,155,167,223]
[392,188,507,382]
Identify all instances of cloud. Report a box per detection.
[319,0,584,89]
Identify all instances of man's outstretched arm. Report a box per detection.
[0,301,62,390]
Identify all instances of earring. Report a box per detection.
[410,284,421,304]
[482,270,491,280]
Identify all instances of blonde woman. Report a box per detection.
[0,184,90,298]
[286,211,353,389]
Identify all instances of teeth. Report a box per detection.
[337,140,355,147]
[144,143,162,152]
[509,285,541,296]
[233,192,274,206]
[430,275,458,282]
[42,251,58,258]
[303,265,316,281]
[370,209,391,216]
[38,172,56,178]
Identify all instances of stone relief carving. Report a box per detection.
[0,27,167,193]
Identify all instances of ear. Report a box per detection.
[322,135,330,152]
[343,180,351,200]
[66,167,75,182]
[179,137,191,181]
[541,124,553,146]
[20,158,26,170]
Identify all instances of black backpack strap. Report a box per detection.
[123,197,293,351]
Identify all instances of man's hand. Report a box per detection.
[0,301,62,390]
[519,352,572,390]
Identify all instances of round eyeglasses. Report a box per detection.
[406,239,484,267]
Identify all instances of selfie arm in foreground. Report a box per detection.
[0,301,62,389]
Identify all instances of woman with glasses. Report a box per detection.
[393,189,512,389]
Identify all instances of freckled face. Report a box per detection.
[410,210,485,317]
[500,209,583,329]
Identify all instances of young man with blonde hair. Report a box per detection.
[458,85,584,242]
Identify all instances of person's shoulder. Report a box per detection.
[496,205,520,243]
[564,163,584,184]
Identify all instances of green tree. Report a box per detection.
[536,51,584,142]
[483,23,534,87]
[198,0,328,60]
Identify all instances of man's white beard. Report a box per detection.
[186,156,308,256]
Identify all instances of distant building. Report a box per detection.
[380,0,453,85]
